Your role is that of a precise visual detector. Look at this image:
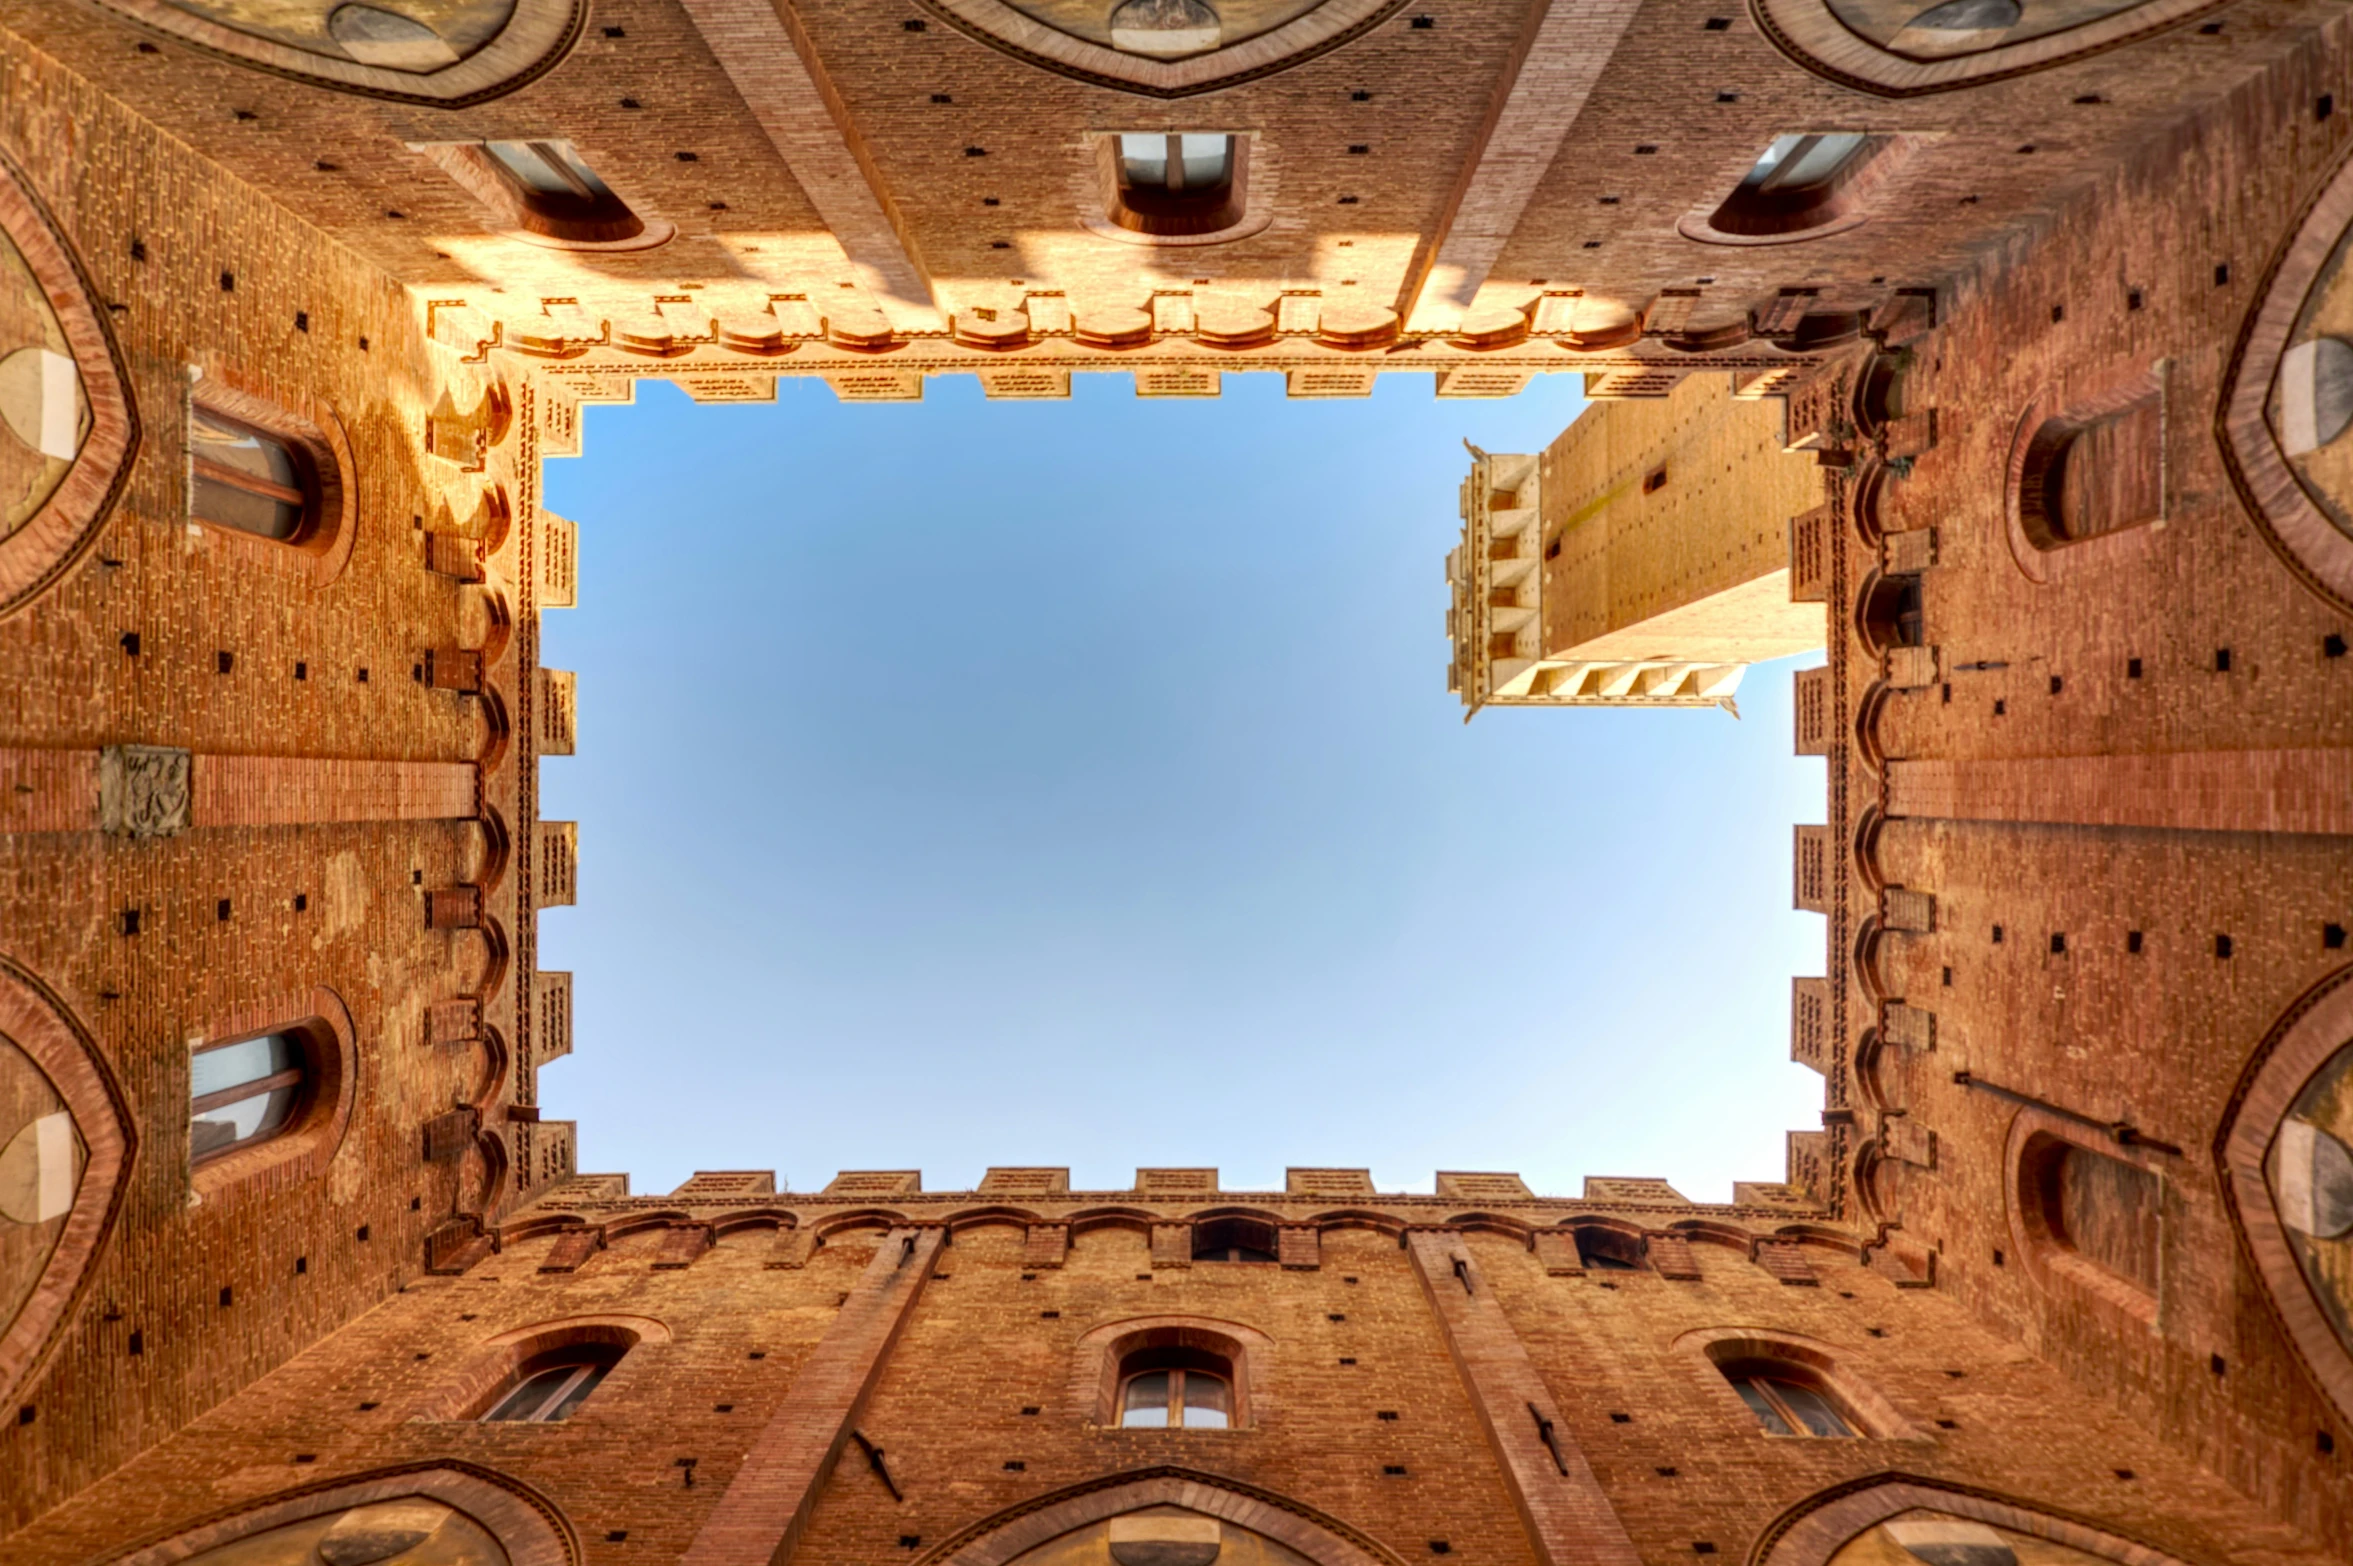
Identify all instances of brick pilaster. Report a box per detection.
[1405,1231,1642,1566]
[682,1226,944,1566]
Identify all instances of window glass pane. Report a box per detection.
[1121,1371,1172,1427]
[1742,134,1807,190]
[542,1360,610,1421]
[1732,1378,1795,1435]
[191,409,300,489]
[193,477,302,540]
[1779,132,1866,190]
[191,1085,296,1158]
[1178,134,1231,189]
[485,140,580,198]
[1118,133,1168,189]
[1181,1372,1230,1429]
[484,1365,570,1422]
[1769,1379,1854,1437]
[191,1034,295,1100]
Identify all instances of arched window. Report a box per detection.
[1707,133,1885,239]
[190,407,320,542]
[2016,393,2165,547]
[1857,572,1925,653]
[481,1342,623,1422]
[480,140,647,245]
[1574,1227,1642,1271]
[1721,1360,1859,1437]
[2026,1137,2161,1294]
[1118,1346,1234,1428]
[1108,134,1243,237]
[190,1030,312,1165]
[1192,1216,1277,1262]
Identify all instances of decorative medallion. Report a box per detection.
[917,0,1410,96]
[1750,0,2228,96]
[89,1,583,104]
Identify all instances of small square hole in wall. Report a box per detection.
[2320,1430,2337,1456]
[1004,1461,1026,1471]
[2325,924,2347,949]
[2128,657,2143,678]
[1703,14,1731,27]
[2049,675,2063,695]
[900,1539,923,1551]
[1693,1547,1718,1557]
[1993,699,2005,715]
[1378,1410,1399,1421]
[119,909,140,937]
[715,1403,734,1412]
[2210,1354,2227,1376]
[357,667,369,683]
[1136,1273,1152,1281]
[1427,1545,1450,1557]
[1339,1357,1357,1366]
[356,1225,370,1242]
[1992,924,2004,944]
[2126,288,2144,311]
[2216,934,2234,958]
[1993,1248,2006,1266]
[1383,1466,1408,1476]
[2051,304,2065,324]
[218,1287,233,1307]
[119,632,139,657]
[2215,647,2233,672]
[1941,966,1953,986]
[217,899,232,922]
[294,661,307,680]
[1610,1411,1632,1422]
[2049,932,2065,954]
[1020,1405,1040,1415]
[2128,930,2145,953]
[1039,1310,1060,1319]
[216,651,234,674]
[2114,1470,2136,1482]
[1655,1466,1679,1477]
[411,870,423,885]
[1328,1313,1346,1322]
[749,1351,767,1360]
[2321,94,2337,121]
[2215,264,2231,287]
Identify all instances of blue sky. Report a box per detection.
[536,370,1825,1202]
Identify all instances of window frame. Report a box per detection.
[1681,1327,1921,1443]
[188,1026,319,1169]
[188,404,322,545]
[411,139,674,253]
[480,1346,622,1424]
[181,376,358,583]
[2008,1116,2167,1324]
[1087,133,1268,248]
[1117,1362,1235,1429]
[1727,1368,1858,1438]
[186,990,358,1200]
[1678,133,1913,247]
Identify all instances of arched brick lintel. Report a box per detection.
[2223,143,2353,616]
[0,954,132,1410]
[110,1462,579,1566]
[2217,965,2353,1424]
[0,146,138,624]
[923,1467,1406,1566]
[1749,1474,2196,1566]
